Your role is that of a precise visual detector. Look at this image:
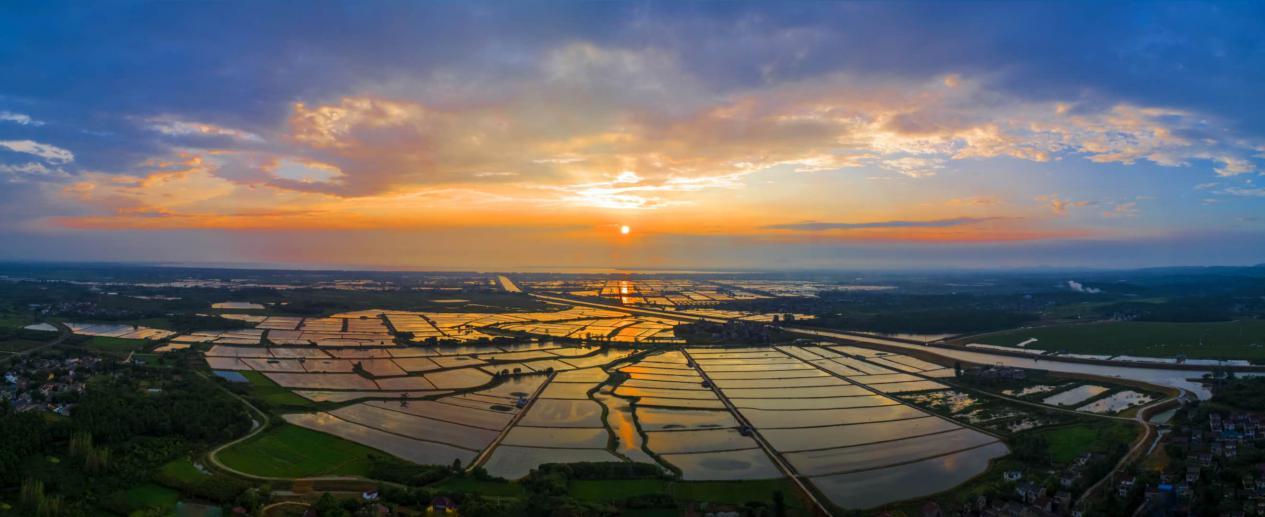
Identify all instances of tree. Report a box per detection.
[312,493,349,517]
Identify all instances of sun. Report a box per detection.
[620,225,631,235]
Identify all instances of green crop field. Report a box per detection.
[114,482,180,513]
[158,458,212,485]
[432,477,525,497]
[81,336,148,358]
[957,320,1265,361]
[217,424,380,477]
[240,371,319,410]
[1030,422,1138,464]
[0,338,45,353]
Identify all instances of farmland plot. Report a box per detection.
[687,346,1007,510]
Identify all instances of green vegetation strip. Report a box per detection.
[114,483,180,513]
[82,336,148,358]
[217,424,379,478]
[1027,421,1138,464]
[239,370,319,409]
[959,320,1265,361]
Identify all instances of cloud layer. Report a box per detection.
[0,2,1262,268]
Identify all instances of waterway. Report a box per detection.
[789,328,1217,399]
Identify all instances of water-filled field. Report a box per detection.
[202,315,1012,510]
[687,345,1007,509]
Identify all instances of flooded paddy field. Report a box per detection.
[809,442,1009,510]
[686,345,1008,509]
[1076,390,1153,414]
[1043,384,1110,406]
[661,448,784,481]
[482,374,617,478]
[200,313,1019,509]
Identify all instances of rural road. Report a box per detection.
[0,322,72,365]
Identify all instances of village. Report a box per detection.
[1,352,104,416]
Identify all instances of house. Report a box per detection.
[1199,452,1214,467]
[429,496,456,514]
[361,488,379,502]
[1119,477,1136,497]
[1004,470,1023,482]
[2,372,16,384]
[1016,481,1045,503]
[1053,491,1073,512]
[1074,452,1095,468]
[1212,413,1224,433]
[1060,472,1082,488]
[1187,466,1201,483]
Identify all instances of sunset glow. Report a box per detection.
[1,3,1263,269]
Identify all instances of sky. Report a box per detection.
[1,1,1264,271]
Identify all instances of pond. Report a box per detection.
[1076,390,1153,414]
[1042,385,1109,406]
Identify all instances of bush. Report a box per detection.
[366,454,449,485]
[624,493,676,509]
[540,462,667,481]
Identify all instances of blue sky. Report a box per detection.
[1,2,1263,270]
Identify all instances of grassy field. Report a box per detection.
[115,482,180,513]
[240,371,319,410]
[0,312,32,330]
[570,478,803,509]
[80,336,148,358]
[0,338,45,353]
[158,458,212,485]
[218,424,379,477]
[1031,421,1138,464]
[957,320,1265,361]
[432,477,525,497]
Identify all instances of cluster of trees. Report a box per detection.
[1213,377,1265,410]
[72,374,249,444]
[814,307,1038,334]
[0,365,252,514]
[365,454,451,485]
[675,320,790,344]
